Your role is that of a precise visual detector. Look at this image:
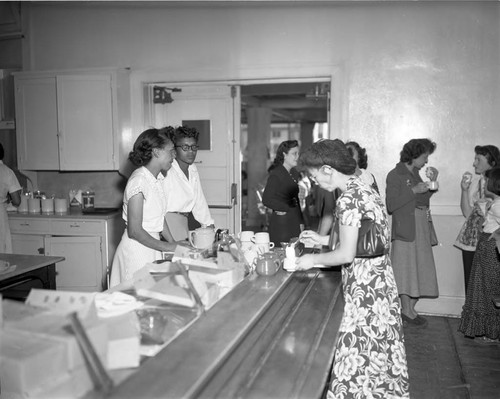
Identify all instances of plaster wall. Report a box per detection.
[8,1,500,314]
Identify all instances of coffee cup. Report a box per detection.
[239,231,255,251]
[427,181,439,191]
[463,172,473,184]
[251,232,275,254]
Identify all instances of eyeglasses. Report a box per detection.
[175,145,199,152]
[308,166,328,184]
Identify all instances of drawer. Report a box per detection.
[9,218,51,233]
[51,220,103,235]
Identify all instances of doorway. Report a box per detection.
[240,81,330,232]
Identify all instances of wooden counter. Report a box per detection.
[103,268,343,399]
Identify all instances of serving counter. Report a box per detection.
[93,268,344,399]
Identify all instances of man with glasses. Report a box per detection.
[161,126,214,242]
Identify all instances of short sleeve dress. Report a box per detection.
[327,177,410,399]
[109,167,167,287]
[0,161,22,253]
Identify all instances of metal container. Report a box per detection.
[82,190,95,209]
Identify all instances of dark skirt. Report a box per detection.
[459,232,500,339]
[268,207,302,247]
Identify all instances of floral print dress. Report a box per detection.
[327,177,410,399]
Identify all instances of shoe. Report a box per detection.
[475,336,500,345]
[401,312,428,327]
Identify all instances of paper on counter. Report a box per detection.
[95,291,143,318]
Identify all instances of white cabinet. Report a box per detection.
[9,213,124,292]
[11,233,46,255]
[14,69,130,171]
[45,236,102,291]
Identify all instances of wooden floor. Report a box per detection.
[404,316,500,399]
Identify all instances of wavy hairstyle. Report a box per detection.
[400,138,436,163]
[168,125,200,145]
[128,128,171,166]
[271,140,299,168]
[475,145,500,168]
[298,139,356,175]
[485,167,500,196]
[346,141,368,169]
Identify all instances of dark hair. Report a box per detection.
[168,125,200,145]
[129,128,171,166]
[272,140,299,167]
[475,145,500,168]
[485,167,500,196]
[298,139,356,175]
[400,138,436,163]
[0,142,4,160]
[345,141,368,169]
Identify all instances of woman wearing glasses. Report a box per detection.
[262,140,304,247]
[295,139,409,398]
[162,126,214,242]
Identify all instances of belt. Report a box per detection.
[170,211,190,217]
[415,205,429,210]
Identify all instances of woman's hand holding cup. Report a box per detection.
[461,172,473,190]
[299,230,323,247]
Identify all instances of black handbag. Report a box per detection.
[329,218,389,258]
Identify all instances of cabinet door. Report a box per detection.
[45,235,103,292]
[11,234,46,255]
[57,75,115,170]
[14,76,59,170]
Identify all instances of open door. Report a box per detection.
[149,84,241,233]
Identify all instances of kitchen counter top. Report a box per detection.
[91,267,343,399]
[8,208,121,220]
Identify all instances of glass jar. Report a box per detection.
[82,190,95,209]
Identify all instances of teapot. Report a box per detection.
[255,252,281,276]
[189,227,216,249]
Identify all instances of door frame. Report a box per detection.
[135,76,333,234]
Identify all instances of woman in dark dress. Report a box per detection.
[262,140,304,247]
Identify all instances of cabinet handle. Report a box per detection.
[21,222,30,226]
[70,224,80,228]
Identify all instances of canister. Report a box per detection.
[17,195,29,213]
[41,198,55,214]
[55,198,68,214]
[28,198,41,213]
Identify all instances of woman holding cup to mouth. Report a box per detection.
[455,145,500,295]
[386,138,439,327]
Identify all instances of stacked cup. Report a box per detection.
[239,231,255,251]
[251,232,275,254]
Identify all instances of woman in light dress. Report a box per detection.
[110,129,184,287]
[0,143,22,253]
[295,139,409,399]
